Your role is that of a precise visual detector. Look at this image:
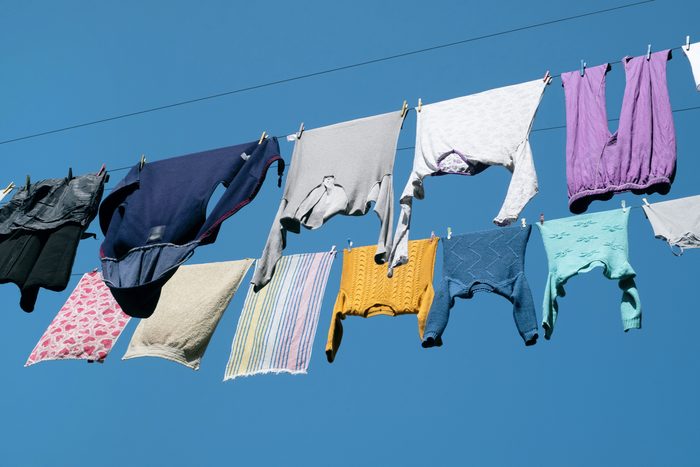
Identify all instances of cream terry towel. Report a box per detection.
[123,259,253,370]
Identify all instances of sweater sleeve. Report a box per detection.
[372,174,394,265]
[494,139,538,226]
[251,199,287,291]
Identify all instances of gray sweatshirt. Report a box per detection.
[252,110,403,290]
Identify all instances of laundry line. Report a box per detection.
[0,1,655,146]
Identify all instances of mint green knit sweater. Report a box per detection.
[536,208,641,339]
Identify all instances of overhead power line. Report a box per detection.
[0,0,655,146]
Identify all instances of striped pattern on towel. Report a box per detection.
[224,250,336,380]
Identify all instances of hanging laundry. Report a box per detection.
[225,250,335,380]
[537,208,641,339]
[252,111,402,290]
[388,79,547,274]
[562,50,676,214]
[681,42,700,91]
[99,139,282,318]
[326,237,438,362]
[26,272,130,366]
[423,224,538,348]
[122,259,253,370]
[0,170,106,312]
[641,195,700,254]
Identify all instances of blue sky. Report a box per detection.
[1,1,699,465]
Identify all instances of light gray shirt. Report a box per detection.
[252,110,403,289]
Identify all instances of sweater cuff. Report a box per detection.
[421,332,443,348]
[622,316,642,332]
[522,328,539,346]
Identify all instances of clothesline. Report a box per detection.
[0,0,656,146]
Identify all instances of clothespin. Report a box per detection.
[543,70,552,84]
[642,198,651,207]
[139,154,146,170]
[330,245,337,254]
[66,167,73,182]
[2,182,15,196]
[347,238,353,252]
[296,122,304,140]
[621,200,627,212]
[686,35,691,51]
[25,175,31,191]
[580,60,586,77]
[646,44,652,60]
[258,131,267,145]
[97,163,106,176]
[400,100,408,119]
[447,227,452,240]
[417,98,423,113]
[92,267,98,273]
[521,218,527,228]
[430,230,435,240]
[539,213,544,225]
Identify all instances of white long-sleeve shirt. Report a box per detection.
[388,78,548,274]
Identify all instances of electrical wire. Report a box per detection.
[0,0,655,146]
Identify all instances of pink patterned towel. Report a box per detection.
[26,272,131,366]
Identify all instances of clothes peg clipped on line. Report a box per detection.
[430,230,435,240]
[2,182,15,196]
[543,70,552,84]
[97,163,106,176]
[417,98,423,113]
[646,44,652,60]
[580,60,586,77]
[25,175,31,191]
[447,227,452,240]
[296,122,304,140]
[686,35,691,51]
[521,218,527,228]
[400,100,409,119]
[139,154,146,170]
[66,167,73,182]
[621,200,627,212]
[539,213,545,225]
[330,245,337,254]
[347,238,353,252]
[642,198,651,207]
[258,131,267,145]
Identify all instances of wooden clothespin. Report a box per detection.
[539,213,544,225]
[646,44,652,60]
[580,60,586,77]
[2,182,15,196]
[258,131,267,145]
[400,100,409,119]
[417,98,423,113]
[521,218,527,228]
[686,35,691,51]
[543,70,552,84]
[347,238,353,252]
[139,154,146,170]
[447,227,452,240]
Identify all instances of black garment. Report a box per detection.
[0,171,106,312]
[0,224,83,312]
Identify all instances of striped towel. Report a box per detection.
[224,249,336,380]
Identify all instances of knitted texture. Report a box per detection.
[423,225,538,348]
[537,208,641,339]
[326,237,438,362]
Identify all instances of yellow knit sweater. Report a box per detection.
[326,237,438,362]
